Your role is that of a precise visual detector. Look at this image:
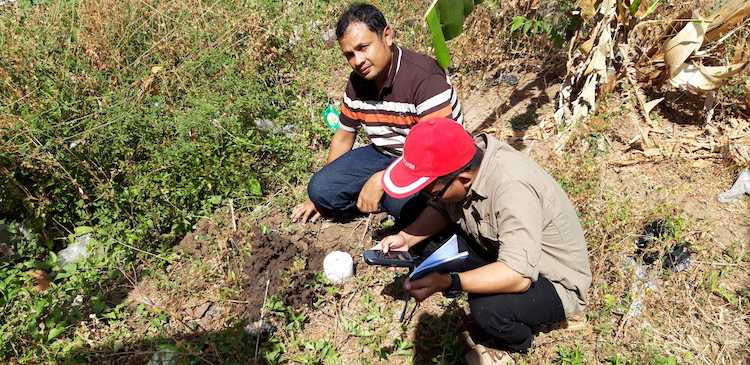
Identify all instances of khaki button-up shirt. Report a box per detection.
[432,134,592,317]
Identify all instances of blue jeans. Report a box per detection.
[307,145,427,227]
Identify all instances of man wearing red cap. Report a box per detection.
[379,117,591,363]
[291,4,463,226]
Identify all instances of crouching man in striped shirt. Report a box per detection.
[291,3,464,227]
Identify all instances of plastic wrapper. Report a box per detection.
[322,104,340,132]
[57,233,91,267]
[718,168,750,203]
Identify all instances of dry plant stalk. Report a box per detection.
[554,0,750,166]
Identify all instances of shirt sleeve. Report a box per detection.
[339,84,361,132]
[493,180,545,281]
[413,74,458,122]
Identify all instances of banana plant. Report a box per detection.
[425,0,484,68]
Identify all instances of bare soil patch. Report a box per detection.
[174,208,391,320]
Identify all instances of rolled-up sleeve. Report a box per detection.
[493,180,545,281]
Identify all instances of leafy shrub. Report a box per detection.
[0,0,340,360]
[0,0,334,246]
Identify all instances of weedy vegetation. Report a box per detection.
[1,0,749,364]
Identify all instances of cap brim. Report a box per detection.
[382,156,436,199]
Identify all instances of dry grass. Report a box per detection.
[572,160,750,364]
[245,141,750,365]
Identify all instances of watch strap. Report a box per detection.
[443,272,462,298]
[450,272,461,291]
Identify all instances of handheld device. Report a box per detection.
[362,250,415,267]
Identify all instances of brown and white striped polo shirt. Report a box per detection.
[339,46,464,156]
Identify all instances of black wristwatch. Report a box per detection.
[443,272,462,298]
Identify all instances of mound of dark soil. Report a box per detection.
[241,226,326,322]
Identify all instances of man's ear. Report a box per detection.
[457,171,474,185]
[382,26,393,46]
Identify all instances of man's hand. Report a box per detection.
[376,233,409,253]
[290,199,321,224]
[366,234,410,272]
[403,272,451,302]
[357,171,385,213]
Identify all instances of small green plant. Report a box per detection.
[358,292,387,322]
[135,304,171,334]
[285,307,307,331]
[304,272,332,291]
[507,108,538,129]
[411,305,464,365]
[392,337,414,357]
[509,15,565,47]
[291,338,340,365]
[602,294,629,316]
[341,315,372,337]
[605,353,631,364]
[261,336,287,365]
[556,344,588,364]
[264,295,287,316]
[649,354,679,365]
[616,0,662,41]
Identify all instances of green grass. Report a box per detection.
[0,0,339,361]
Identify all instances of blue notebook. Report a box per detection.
[409,234,468,280]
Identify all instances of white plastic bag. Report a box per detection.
[718,168,750,203]
[57,233,91,267]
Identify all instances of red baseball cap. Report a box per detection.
[382,117,474,198]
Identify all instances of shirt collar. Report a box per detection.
[464,133,493,205]
[381,45,401,90]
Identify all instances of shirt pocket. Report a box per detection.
[476,221,500,254]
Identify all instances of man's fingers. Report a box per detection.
[291,200,321,224]
[356,196,379,214]
[356,198,368,212]
[379,238,390,253]
[292,208,320,224]
[290,203,306,222]
[291,213,304,223]
[303,208,317,223]
[362,197,377,212]
[403,276,440,302]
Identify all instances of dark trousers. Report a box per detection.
[414,227,566,353]
[307,144,426,227]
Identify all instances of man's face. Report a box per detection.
[422,179,465,204]
[338,22,393,87]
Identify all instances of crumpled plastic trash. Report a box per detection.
[617,255,658,317]
[718,168,750,203]
[147,347,176,365]
[322,104,340,132]
[635,220,691,273]
[57,233,91,267]
[636,220,671,265]
[254,119,275,133]
[254,118,296,137]
[242,320,277,344]
[662,243,691,273]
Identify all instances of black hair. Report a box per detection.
[335,3,388,40]
[434,145,484,186]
